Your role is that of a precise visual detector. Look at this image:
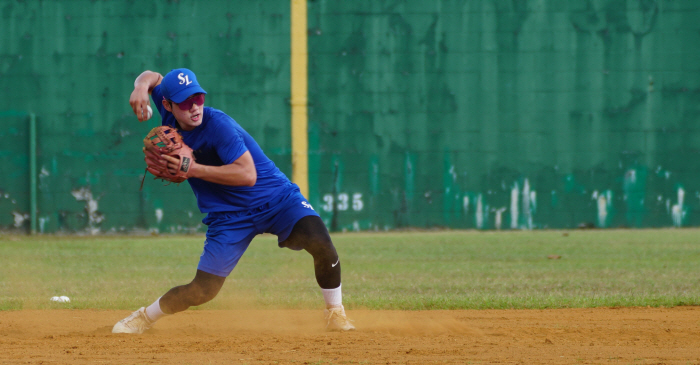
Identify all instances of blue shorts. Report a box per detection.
[197,186,320,277]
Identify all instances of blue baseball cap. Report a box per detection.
[160,68,207,103]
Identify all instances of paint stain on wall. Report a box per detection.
[71,187,104,235]
[671,187,685,227]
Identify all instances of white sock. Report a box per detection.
[322,284,343,309]
[145,297,168,323]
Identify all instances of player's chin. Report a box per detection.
[189,116,202,126]
[179,119,201,130]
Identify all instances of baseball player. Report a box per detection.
[112,68,354,333]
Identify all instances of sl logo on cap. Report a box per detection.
[178,73,193,86]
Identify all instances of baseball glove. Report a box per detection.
[141,126,195,186]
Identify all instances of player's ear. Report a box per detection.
[162,98,172,112]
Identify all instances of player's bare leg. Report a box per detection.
[281,216,340,288]
[159,270,226,313]
[280,216,355,331]
[112,270,225,334]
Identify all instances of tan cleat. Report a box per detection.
[112,307,153,334]
[324,305,355,331]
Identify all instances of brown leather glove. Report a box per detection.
[142,126,194,184]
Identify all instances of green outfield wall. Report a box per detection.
[1,0,699,233]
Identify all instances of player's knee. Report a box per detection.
[184,281,220,306]
[304,235,338,259]
[188,285,217,306]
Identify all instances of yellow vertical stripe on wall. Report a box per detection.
[290,0,309,198]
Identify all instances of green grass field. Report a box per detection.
[1,229,699,311]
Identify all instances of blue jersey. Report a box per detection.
[152,85,292,212]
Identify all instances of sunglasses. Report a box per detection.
[171,93,205,111]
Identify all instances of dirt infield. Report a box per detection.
[1,307,699,364]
